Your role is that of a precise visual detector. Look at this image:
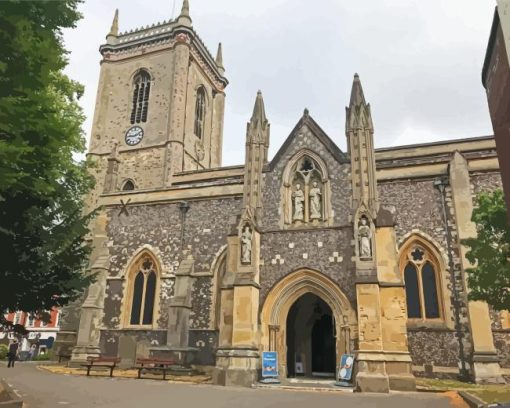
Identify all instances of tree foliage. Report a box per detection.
[463,189,510,311]
[0,0,95,329]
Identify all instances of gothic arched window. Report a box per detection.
[122,180,135,191]
[126,254,159,326]
[130,70,151,124]
[194,86,206,139]
[400,241,442,320]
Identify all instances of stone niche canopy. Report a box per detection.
[282,150,332,228]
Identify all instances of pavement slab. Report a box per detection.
[0,363,461,408]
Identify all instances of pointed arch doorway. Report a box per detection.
[286,293,336,377]
[260,269,357,378]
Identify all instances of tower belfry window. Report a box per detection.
[194,86,206,139]
[130,70,151,124]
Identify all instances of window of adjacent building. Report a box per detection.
[130,70,151,124]
[127,255,158,326]
[402,243,442,320]
[13,312,22,325]
[194,86,206,139]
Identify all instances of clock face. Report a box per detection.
[125,126,144,146]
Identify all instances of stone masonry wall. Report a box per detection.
[261,124,351,230]
[100,196,242,356]
[379,170,504,371]
[378,178,471,369]
[259,228,355,306]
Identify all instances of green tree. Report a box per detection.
[463,189,510,311]
[0,0,95,330]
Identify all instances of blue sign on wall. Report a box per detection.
[337,354,355,381]
[262,351,278,378]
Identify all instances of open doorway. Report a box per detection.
[286,293,336,378]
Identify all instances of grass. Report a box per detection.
[416,377,510,404]
[38,365,212,384]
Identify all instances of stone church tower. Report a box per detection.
[63,0,508,392]
[88,0,227,202]
[71,0,228,362]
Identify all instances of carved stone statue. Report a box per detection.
[309,181,322,220]
[358,216,372,259]
[292,184,305,221]
[241,225,252,264]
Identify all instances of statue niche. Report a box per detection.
[292,182,305,221]
[309,181,322,220]
[284,153,330,227]
[357,215,373,260]
[240,224,253,264]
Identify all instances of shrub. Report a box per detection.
[0,344,8,360]
[33,351,52,361]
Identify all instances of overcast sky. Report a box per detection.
[63,0,496,166]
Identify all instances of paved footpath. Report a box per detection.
[0,363,459,408]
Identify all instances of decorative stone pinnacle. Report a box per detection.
[349,72,366,107]
[304,108,309,116]
[177,0,192,25]
[108,9,119,37]
[250,90,267,125]
[216,42,224,71]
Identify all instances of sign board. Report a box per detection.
[262,351,279,378]
[337,354,355,381]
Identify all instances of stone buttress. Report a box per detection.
[213,91,269,386]
[347,74,416,392]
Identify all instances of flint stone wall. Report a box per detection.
[259,228,355,305]
[261,125,351,230]
[100,196,242,357]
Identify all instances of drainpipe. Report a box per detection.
[434,177,470,381]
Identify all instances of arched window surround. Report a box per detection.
[121,249,161,329]
[399,234,452,328]
[121,179,136,191]
[209,246,227,331]
[130,69,152,124]
[281,149,332,228]
[194,85,208,140]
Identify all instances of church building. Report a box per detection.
[59,1,510,392]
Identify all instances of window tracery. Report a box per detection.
[401,243,442,320]
[125,253,159,327]
[130,70,151,124]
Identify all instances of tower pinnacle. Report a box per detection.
[349,73,366,107]
[106,9,119,44]
[216,43,225,73]
[177,0,192,26]
[250,90,268,127]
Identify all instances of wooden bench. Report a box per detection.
[81,356,120,377]
[134,358,176,380]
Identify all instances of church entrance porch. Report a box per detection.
[260,269,358,379]
[286,293,336,378]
